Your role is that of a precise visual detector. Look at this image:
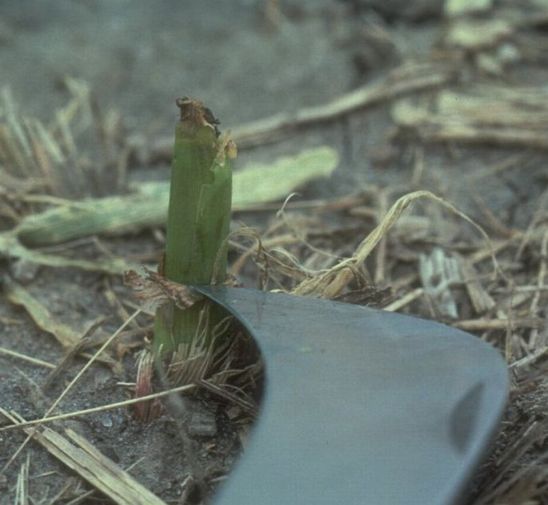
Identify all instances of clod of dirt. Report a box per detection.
[188,410,218,438]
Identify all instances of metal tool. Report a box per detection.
[195,287,508,505]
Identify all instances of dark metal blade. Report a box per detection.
[194,287,508,505]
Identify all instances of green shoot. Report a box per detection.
[154,98,235,358]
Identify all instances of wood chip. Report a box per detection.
[419,248,460,319]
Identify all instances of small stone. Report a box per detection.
[93,367,112,388]
[188,411,217,438]
[100,414,113,428]
[226,406,242,421]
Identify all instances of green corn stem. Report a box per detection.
[154,115,233,356]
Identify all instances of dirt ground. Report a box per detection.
[0,0,547,504]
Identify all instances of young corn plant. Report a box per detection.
[154,97,236,371]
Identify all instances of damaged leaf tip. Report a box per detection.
[175,96,220,136]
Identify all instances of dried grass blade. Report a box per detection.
[4,277,80,347]
[27,426,167,505]
[0,233,134,274]
[293,190,498,299]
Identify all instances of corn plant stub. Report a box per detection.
[154,99,234,355]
